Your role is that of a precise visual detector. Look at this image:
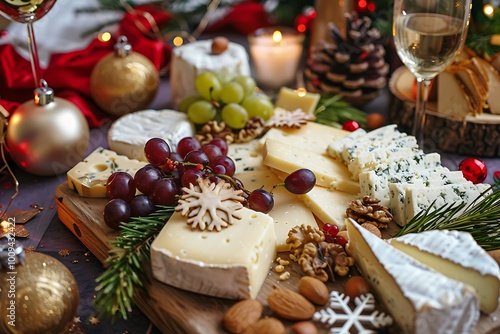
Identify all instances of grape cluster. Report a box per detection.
[179,72,274,129]
[103,137,317,230]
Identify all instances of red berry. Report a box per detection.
[459,158,487,184]
[322,223,339,237]
[333,235,348,247]
[494,171,500,183]
[342,120,360,132]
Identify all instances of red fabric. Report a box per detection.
[205,1,273,35]
[0,4,172,127]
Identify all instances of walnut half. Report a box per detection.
[346,196,394,229]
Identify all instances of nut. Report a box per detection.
[243,317,285,334]
[222,299,262,333]
[361,223,381,238]
[267,287,315,321]
[298,276,329,306]
[211,36,229,54]
[290,321,318,334]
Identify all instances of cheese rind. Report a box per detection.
[151,208,276,300]
[235,169,317,251]
[388,230,500,313]
[346,218,479,333]
[67,147,146,197]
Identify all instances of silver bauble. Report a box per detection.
[6,83,89,176]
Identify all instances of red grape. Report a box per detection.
[150,178,178,206]
[161,152,185,174]
[184,150,209,165]
[129,194,155,217]
[201,144,222,162]
[181,168,204,188]
[144,138,171,166]
[248,188,274,213]
[177,137,201,158]
[103,198,131,229]
[210,155,236,176]
[209,138,228,155]
[106,172,136,202]
[134,165,162,195]
[284,169,316,194]
[212,164,226,175]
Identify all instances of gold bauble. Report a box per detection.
[6,96,90,176]
[0,252,79,334]
[90,36,159,117]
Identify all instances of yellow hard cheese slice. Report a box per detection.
[346,218,479,333]
[262,138,359,194]
[67,147,146,197]
[235,169,317,251]
[259,121,349,156]
[274,86,321,114]
[151,207,276,300]
[388,230,500,313]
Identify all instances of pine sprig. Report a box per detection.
[395,184,500,250]
[93,205,175,321]
[314,95,367,129]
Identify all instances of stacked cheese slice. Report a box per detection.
[327,125,491,226]
[347,218,500,333]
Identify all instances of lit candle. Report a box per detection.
[248,28,304,89]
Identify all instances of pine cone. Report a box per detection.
[305,12,389,106]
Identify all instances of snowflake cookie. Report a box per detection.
[176,178,245,231]
[314,291,393,334]
[265,108,316,128]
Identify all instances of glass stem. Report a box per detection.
[413,77,431,147]
[26,21,42,88]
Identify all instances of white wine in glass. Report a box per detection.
[393,0,471,146]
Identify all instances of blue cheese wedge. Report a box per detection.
[151,208,276,300]
[227,140,263,172]
[388,230,500,313]
[67,147,146,197]
[346,218,480,334]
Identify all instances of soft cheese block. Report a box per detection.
[262,138,359,194]
[388,230,500,313]
[151,208,277,300]
[67,147,146,197]
[346,219,479,333]
[108,109,195,161]
[234,169,317,251]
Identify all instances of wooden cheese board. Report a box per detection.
[55,182,500,334]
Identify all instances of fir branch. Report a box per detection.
[314,95,367,128]
[395,184,500,250]
[93,205,175,321]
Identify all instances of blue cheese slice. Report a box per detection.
[388,230,500,313]
[151,208,276,300]
[227,140,263,172]
[67,147,146,197]
[346,218,480,333]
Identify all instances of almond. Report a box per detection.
[290,321,318,334]
[222,299,262,333]
[243,317,285,334]
[298,276,329,305]
[267,287,315,321]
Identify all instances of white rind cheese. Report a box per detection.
[388,230,500,313]
[346,218,479,333]
[170,40,251,107]
[151,208,276,300]
[108,109,195,161]
[234,169,317,251]
[67,147,146,197]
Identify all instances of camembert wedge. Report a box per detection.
[388,230,500,313]
[346,219,479,333]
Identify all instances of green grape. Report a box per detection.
[233,75,256,97]
[195,72,222,101]
[187,100,217,124]
[221,103,248,129]
[220,82,245,104]
[178,95,203,113]
[241,95,274,121]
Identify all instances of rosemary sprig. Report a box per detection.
[93,205,175,321]
[314,95,367,129]
[395,184,500,251]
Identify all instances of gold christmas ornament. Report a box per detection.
[90,35,160,117]
[5,80,90,176]
[0,249,79,334]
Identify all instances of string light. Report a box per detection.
[173,36,184,47]
[98,32,111,42]
[483,4,494,18]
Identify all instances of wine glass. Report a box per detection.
[393,0,472,147]
[0,0,57,88]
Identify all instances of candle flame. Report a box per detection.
[272,30,282,43]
